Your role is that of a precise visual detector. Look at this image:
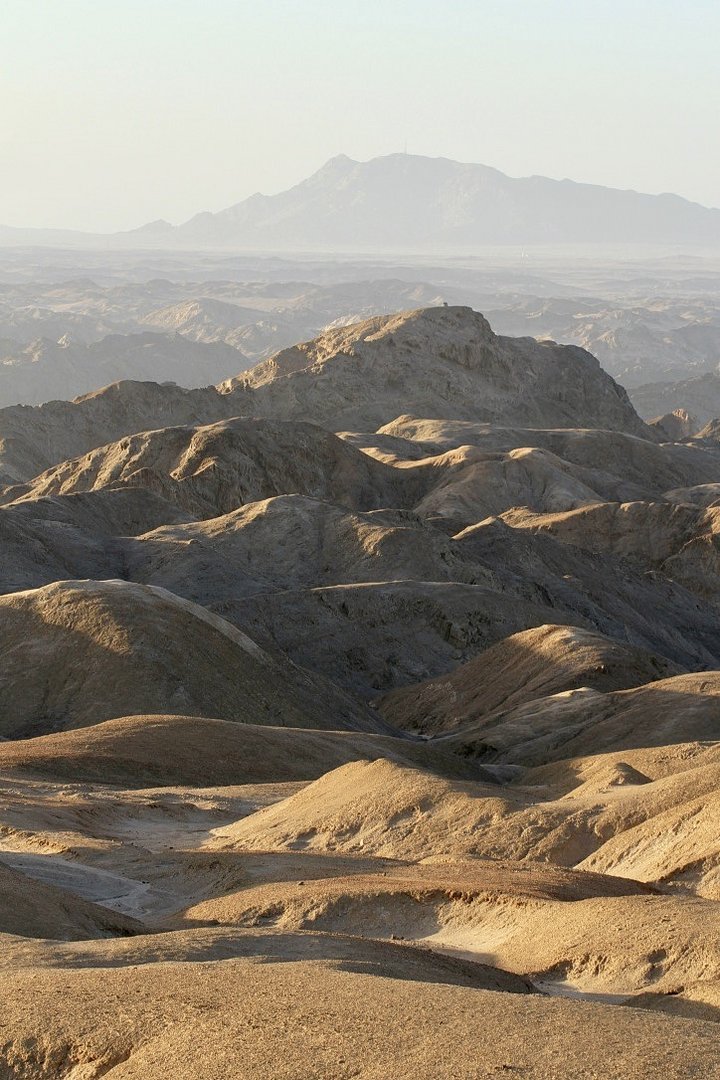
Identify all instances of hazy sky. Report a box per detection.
[3,0,719,231]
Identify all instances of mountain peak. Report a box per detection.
[167,153,720,251]
[319,153,358,170]
[223,304,647,437]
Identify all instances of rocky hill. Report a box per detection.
[4,302,720,1077]
[0,306,651,484]
[223,306,651,434]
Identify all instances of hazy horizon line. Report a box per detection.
[3,152,719,236]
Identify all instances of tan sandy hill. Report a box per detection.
[167,872,720,1002]
[0,927,537,1001]
[519,737,720,792]
[7,731,720,964]
[4,956,719,1080]
[440,671,720,768]
[170,859,650,931]
[461,744,720,888]
[3,731,720,1072]
[214,758,531,860]
[0,579,386,738]
[5,490,479,613]
[510,744,720,897]
[0,714,488,788]
[199,751,720,902]
[578,786,720,896]
[131,491,712,627]
[500,499,718,562]
[0,859,142,940]
[203,747,720,901]
[220,306,651,435]
[379,624,682,736]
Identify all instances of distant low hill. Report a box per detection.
[2,154,720,250]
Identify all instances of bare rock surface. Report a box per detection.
[222,306,651,435]
[648,407,699,440]
[377,414,720,492]
[3,416,409,518]
[0,379,238,485]
[3,303,720,1075]
[442,671,720,767]
[379,624,682,736]
[501,500,720,601]
[0,579,386,737]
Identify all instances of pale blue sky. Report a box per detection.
[2,0,718,230]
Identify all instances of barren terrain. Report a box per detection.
[2,296,720,1077]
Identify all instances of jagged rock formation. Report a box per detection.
[222,306,650,434]
[648,408,699,441]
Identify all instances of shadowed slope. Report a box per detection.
[0,580,387,738]
[0,714,490,787]
[500,500,720,601]
[379,624,682,736]
[442,671,720,767]
[0,860,142,940]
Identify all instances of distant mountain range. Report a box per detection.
[3,154,720,250]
